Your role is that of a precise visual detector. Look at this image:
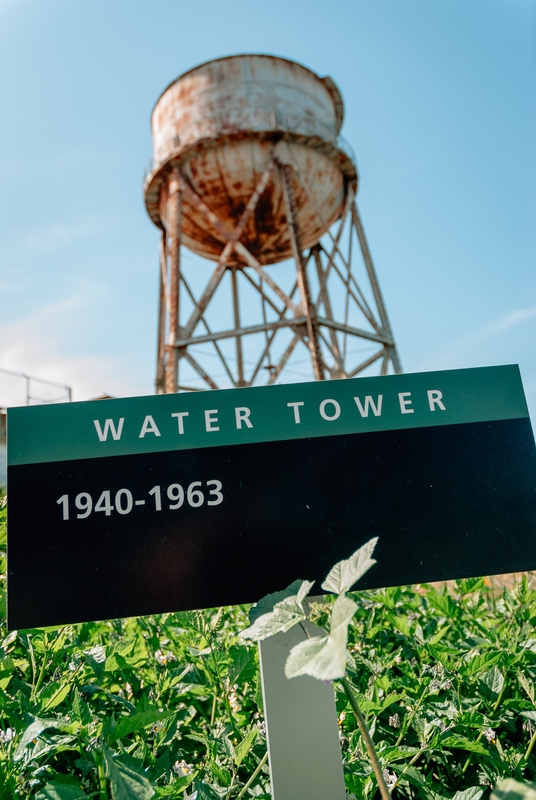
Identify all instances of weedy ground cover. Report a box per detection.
[0,494,535,799]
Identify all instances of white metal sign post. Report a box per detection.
[259,624,346,800]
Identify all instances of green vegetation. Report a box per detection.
[1,495,535,798]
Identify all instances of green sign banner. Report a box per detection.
[7,365,529,466]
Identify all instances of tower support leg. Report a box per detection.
[281,164,325,381]
[165,169,182,393]
[155,232,168,393]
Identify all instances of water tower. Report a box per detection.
[143,54,401,393]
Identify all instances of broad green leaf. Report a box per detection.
[520,711,536,722]
[321,537,378,595]
[452,788,484,800]
[285,596,357,680]
[427,592,458,618]
[72,689,92,726]
[186,780,220,800]
[440,736,489,755]
[381,745,422,764]
[14,717,66,760]
[462,651,501,677]
[104,751,155,800]
[36,783,88,800]
[380,692,405,712]
[208,761,231,786]
[234,728,258,766]
[249,580,305,623]
[390,615,412,636]
[172,683,210,697]
[154,775,194,795]
[0,656,14,690]
[391,764,427,788]
[108,710,175,743]
[40,681,71,712]
[518,671,535,703]
[491,780,536,800]
[429,625,450,645]
[480,665,504,699]
[228,646,257,685]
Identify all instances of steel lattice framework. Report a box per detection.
[155,154,401,394]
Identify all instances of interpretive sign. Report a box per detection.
[7,364,536,629]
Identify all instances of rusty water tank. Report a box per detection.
[144,54,357,266]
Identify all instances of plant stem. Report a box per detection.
[341,677,392,800]
[210,692,217,727]
[97,758,107,800]
[523,728,536,764]
[235,751,269,800]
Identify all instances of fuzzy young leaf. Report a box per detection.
[240,584,312,641]
[285,595,357,680]
[249,580,309,623]
[321,538,378,595]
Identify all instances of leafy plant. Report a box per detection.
[240,537,392,800]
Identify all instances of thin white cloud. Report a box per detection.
[417,304,536,372]
[15,215,119,253]
[0,294,145,407]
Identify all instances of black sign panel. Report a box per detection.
[8,414,536,629]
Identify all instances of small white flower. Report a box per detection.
[173,759,193,776]
[382,769,397,790]
[0,728,15,744]
[229,688,241,713]
[483,727,496,743]
[441,679,453,690]
[151,720,166,734]
[155,649,177,666]
[256,720,266,736]
[388,713,401,728]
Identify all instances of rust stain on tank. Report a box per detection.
[144,54,357,264]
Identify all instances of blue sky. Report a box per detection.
[0,0,535,414]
